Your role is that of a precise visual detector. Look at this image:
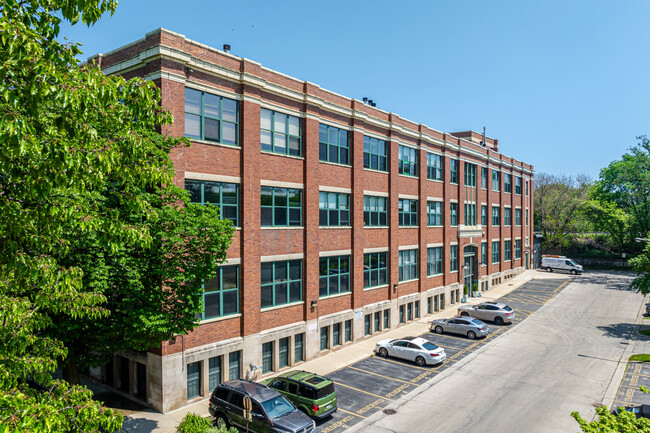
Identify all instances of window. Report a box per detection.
[319,124,349,165]
[399,305,405,323]
[262,342,273,373]
[526,181,529,196]
[464,162,477,187]
[450,202,458,226]
[186,180,239,226]
[427,153,442,180]
[200,265,239,320]
[187,361,201,399]
[427,247,443,276]
[261,187,302,227]
[504,174,512,193]
[279,337,289,369]
[492,241,500,264]
[364,314,371,336]
[504,240,512,261]
[364,252,387,288]
[319,192,350,226]
[294,334,304,363]
[415,301,420,318]
[383,310,389,329]
[481,167,488,189]
[363,136,387,171]
[398,145,418,176]
[261,260,302,308]
[515,208,522,226]
[399,249,418,282]
[464,203,476,226]
[450,245,458,272]
[492,206,500,226]
[427,201,442,226]
[209,357,221,392]
[333,323,341,347]
[407,303,413,321]
[229,351,241,380]
[399,199,418,226]
[261,108,301,156]
[427,297,432,314]
[481,205,487,226]
[374,312,380,332]
[185,88,238,145]
[364,196,387,227]
[504,208,512,226]
[344,320,352,342]
[492,170,500,191]
[319,255,350,297]
[515,240,522,259]
[481,242,487,265]
[526,209,529,226]
[320,326,329,350]
[515,176,522,195]
[450,159,458,184]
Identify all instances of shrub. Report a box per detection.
[177,412,211,433]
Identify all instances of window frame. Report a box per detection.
[200,265,240,321]
[492,170,501,191]
[504,240,512,261]
[260,108,301,156]
[398,249,418,282]
[364,252,388,289]
[492,241,500,264]
[492,206,500,226]
[504,173,512,193]
[504,207,512,226]
[398,145,418,177]
[427,153,443,180]
[184,88,239,145]
[427,246,443,276]
[450,202,458,226]
[450,159,458,184]
[464,162,476,187]
[319,255,350,297]
[450,245,458,272]
[261,187,302,227]
[364,195,388,227]
[319,124,350,165]
[515,176,522,195]
[186,180,239,227]
[363,136,387,171]
[515,208,522,226]
[319,191,350,227]
[427,201,443,226]
[398,198,418,227]
[261,260,303,308]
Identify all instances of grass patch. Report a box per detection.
[629,354,650,362]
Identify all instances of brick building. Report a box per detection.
[90,28,535,413]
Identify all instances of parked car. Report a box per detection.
[261,371,337,420]
[209,379,316,433]
[613,404,650,419]
[458,301,515,325]
[541,255,583,274]
[431,316,489,339]
[374,336,446,366]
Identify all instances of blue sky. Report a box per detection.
[59,0,650,179]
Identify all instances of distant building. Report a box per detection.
[90,28,535,413]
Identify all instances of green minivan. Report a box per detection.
[261,371,337,420]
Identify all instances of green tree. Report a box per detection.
[582,199,631,253]
[629,240,650,295]
[572,405,650,432]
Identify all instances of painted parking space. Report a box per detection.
[317,276,572,432]
[612,361,650,410]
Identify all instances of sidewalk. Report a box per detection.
[120,269,540,433]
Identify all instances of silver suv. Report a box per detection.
[457,301,515,325]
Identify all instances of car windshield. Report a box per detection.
[503,306,512,311]
[569,260,579,266]
[422,342,438,350]
[261,396,295,419]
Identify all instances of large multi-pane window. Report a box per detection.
[399,199,418,226]
[261,187,302,227]
[427,153,443,180]
[515,208,522,226]
[364,196,388,226]
[481,205,487,226]
[450,159,458,184]
[481,242,487,265]
[464,203,476,226]
[450,202,458,226]
[492,206,500,225]
[427,201,443,226]
[262,342,273,373]
[200,265,239,320]
[319,192,350,226]
[427,247,443,276]
[319,255,350,297]
[399,145,418,176]
[464,162,477,187]
[504,240,512,261]
[186,180,239,226]
[187,361,201,399]
[261,260,302,308]
[492,241,500,264]
[364,252,387,288]
[515,176,522,195]
[504,207,512,226]
[185,88,238,145]
[261,108,301,156]
[492,170,501,191]
[450,245,458,272]
[363,136,387,171]
[504,174,512,193]
[515,239,522,259]
[399,249,418,281]
[319,124,349,165]
[481,167,488,189]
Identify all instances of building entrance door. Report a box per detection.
[463,246,477,297]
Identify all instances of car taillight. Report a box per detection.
[505,312,512,315]
[312,403,319,412]
[430,352,439,356]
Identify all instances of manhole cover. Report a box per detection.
[383,409,397,415]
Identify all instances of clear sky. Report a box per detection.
[59,0,650,179]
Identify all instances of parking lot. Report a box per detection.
[317,277,573,433]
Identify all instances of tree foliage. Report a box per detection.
[629,240,650,295]
[572,405,650,432]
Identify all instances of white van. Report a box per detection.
[541,255,583,274]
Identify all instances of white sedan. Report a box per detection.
[374,336,446,366]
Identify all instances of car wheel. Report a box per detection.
[215,414,229,429]
[434,325,444,334]
[494,316,504,325]
[467,331,476,339]
[546,267,552,272]
[570,269,577,275]
[379,347,388,357]
[415,356,426,367]
[460,312,469,317]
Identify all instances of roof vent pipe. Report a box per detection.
[363,97,368,103]
[223,44,231,53]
